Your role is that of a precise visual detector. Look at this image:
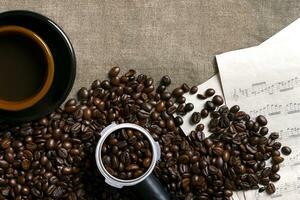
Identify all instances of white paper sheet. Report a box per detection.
[216,19,300,200]
[178,17,300,200]
[178,18,300,136]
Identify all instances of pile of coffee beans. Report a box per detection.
[187,103,285,196]
[101,128,152,180]
[0,66,291,200]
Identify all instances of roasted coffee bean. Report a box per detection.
[191,112,201,124]
[161,75,171,86]
[21,159,30,171]
[212,147,223,156]
[203,138,213,148]
[196,94,206,100]
[184,103,194,112]
[40,156,48,165]
[21,186,30,195]
[229,105,240,113]
[269,173,280,182]
[224,190,233,197]
[222,150,230,162]
[281,146,292,155]
[181,83,190,93]
[167,106,177,115]
[112,155,119,169]
[77,87,89,100]
[190,86,198,94]
[266,183,276,194]
[272,142,281,150]
[156,101,165,112]
[0,160,9,169]
[156,85,166,94]
[176,96,186,104]
[161,92,171,100]
[205,88,215,97]
[215,157,224,168]
[196,124,204,132]
[210,111,220,118]
[101,80,111,90]
[256,115,267,126]
[57,148,68,158]
[212,95,224,106]
[91,79,101,89]
[200,109,209,118]
[175,103,185,115]
[46,139,56,150]
[205,101,215,111]
[1,138,11,149]
[109,66,120,77]
[62,167,73,175]
[172,88,184,97]
[166,119,176,131]
[261,167,271,178]
[83,108,92,120]
[174,116,183,126]
[143,158,151,168]
[208,165,218,175]
[272,156,284,164]
[271,164,280,173]
[260,127,269,136]
[5,152,14,163]
[178,155,190,164]
[269,132,279,140]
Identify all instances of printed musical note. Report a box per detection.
[249,103,300,118]
[285,127,300,138]
[231,77,300,101]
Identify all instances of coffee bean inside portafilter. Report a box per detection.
[0,66,291,200]
[101,128,152,180]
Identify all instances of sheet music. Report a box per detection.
[216,19,300,199]
[232,77,300,101]
[178,18,300,200]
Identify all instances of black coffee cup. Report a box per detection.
[0,25,55,111]
[0,10,76,123]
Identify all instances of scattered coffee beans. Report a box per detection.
[0,67,291,200]
[101,128,152,180]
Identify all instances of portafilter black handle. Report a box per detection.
[132,173,170,200]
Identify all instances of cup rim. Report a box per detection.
[0,25,54,111]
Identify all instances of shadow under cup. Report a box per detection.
[0,25,54,111]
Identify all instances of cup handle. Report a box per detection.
[132,173,170,200]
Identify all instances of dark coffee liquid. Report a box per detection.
[0,32,47,101]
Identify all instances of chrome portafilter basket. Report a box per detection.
[95,123,170,200]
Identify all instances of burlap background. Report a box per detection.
[1,0,300,98]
